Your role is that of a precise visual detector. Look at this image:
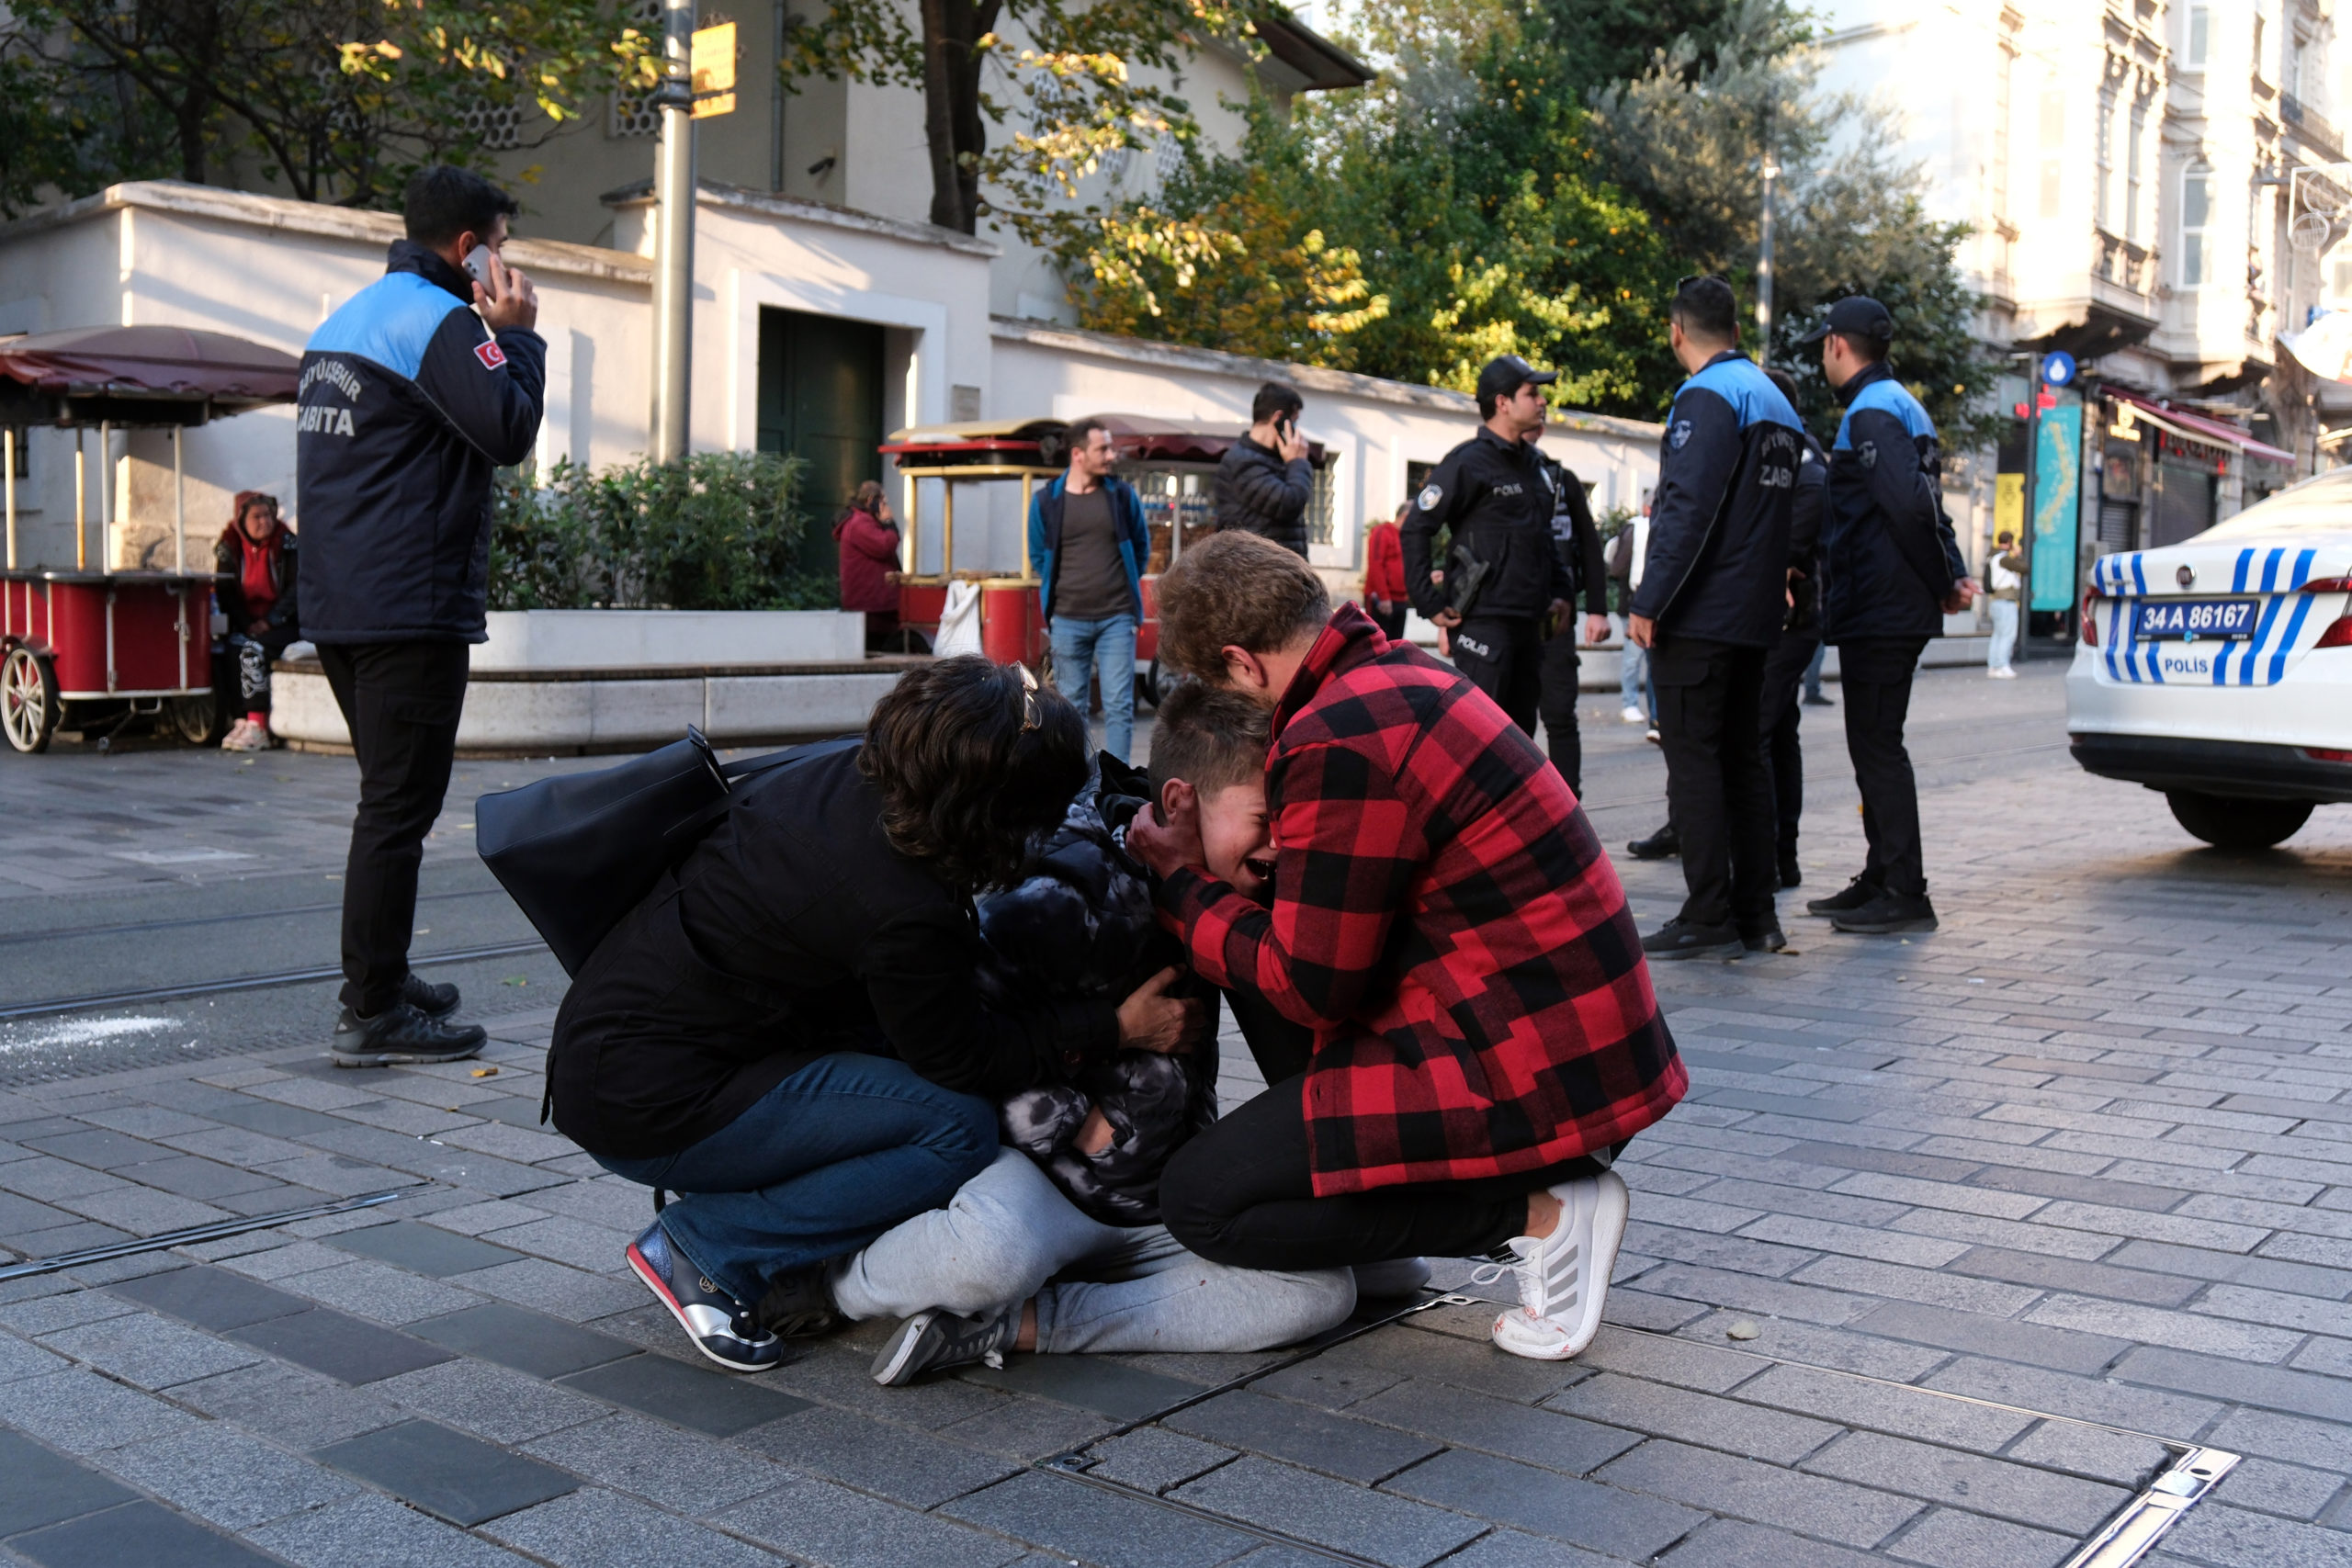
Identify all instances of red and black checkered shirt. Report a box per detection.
[1158,604,1685,1196]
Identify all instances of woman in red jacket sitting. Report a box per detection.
[836,480,923,653]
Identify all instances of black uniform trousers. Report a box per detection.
[319,640,470,1016]
[1836,636,1930,897]
[1536,625,1585,797]
[1452,614,1573,783]
[1650,633,1776,928]
[1758,627,1821,860]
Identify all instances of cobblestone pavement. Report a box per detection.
[2,661,2350,1567]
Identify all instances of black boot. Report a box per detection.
[332,1002,486,1066]
[1626,824,1680,861]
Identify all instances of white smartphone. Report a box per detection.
[463,244,496,290]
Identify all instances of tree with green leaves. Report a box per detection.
[5,0,656,209]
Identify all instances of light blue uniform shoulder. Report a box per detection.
[1677,357,1803,431]
[1834,378,1935,450]
[304,272,466,383]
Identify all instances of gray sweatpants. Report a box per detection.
[831,1149,1357,1354]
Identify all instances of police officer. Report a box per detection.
[1797,297,1977,935]
[1625,276,1802,960]
[1623,365,1824,888]
[1402,355,1610,790]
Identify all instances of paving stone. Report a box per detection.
[1171,1454,1485,1568]
[273,1258,484,1325]
[2206,1408,2352,1473]
[371,1358,611,1444]
[958,1351,1206,1420]
[1879,1507,2075,1568]
[556,1350,812,1438]
[421,1200,555,1236]
[115,1154,282,1201]
[1666,1314,1951,1382]
[97,1423,358,1529]
[0,1427,136,1536]
[933,1387,1123,1460]
[326,1219,526,1278]
[1563,1327,1763,1394]
[2194,1281,2352,1337]
[470,1215,628,1273]
[2002,1419,2170,1488]
[741,1402,1016,1506]
[1350,1378,1643,1476]
[2020,1294,2305,1363]
[449,1258,641,1321]
[1801,1429,2129,1535]
[1942,1246,2203,1307]
[404,1302,637,1380]
[1776,1143,1983,1183]
[106,1264,310,1330]
[19,1128,172,1171]
[1248,1340,1410,1410]
[39,1309,266,1390]
[245,1491,541,1568]
[1787,1255,2043,1316]
[1624,1263,1874,1326]
[1849,1300,2130,1375]
[762,1340,1008,1429]
[944,1470,1266,1568]
[1081,1427,1238,1493]
[1728,1363,2033,1453]
[1161,1390,1443,1484]
[226,1306,454,1384]
[1546,1372,1842,1466]
[168,1358,412,1448]
[520,1413,789,1516]
[480,1486,783,1568]
[1381,1447,1704,1562]
[2111,1346,2352,1423]
[6,1499,287,1568]
[2206,1457,2347,1521]
[718,1472,1030,1568]
[311,1418,580,1526]
[1598,1438,1923,1549]
[2159,1502,2352,1568]
[0,1288,130,1337]
[0,1367,200,1451]
[1653,1517,1881,1567]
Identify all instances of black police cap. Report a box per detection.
[1476,355,1558,401]
[1795,296,1894,346]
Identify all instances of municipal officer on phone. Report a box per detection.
[296,164,545,1066]
[1798,295,1976,936]
[1213,382,1314,557]
[1403,356,1609,787]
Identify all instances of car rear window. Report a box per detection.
[2200,470,2352,538]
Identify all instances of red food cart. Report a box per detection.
[1,326,300,752]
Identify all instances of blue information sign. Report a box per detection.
[2041,350,2077,387]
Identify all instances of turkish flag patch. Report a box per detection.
[473,339,507,370]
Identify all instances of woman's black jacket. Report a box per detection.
[547,744,1117,1161]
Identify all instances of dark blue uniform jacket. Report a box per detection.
[295,240,547,643]
[1401,426,1577,623]
[1818,362,1966,643]
[1629,352,1802,648]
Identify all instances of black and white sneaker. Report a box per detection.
[401,972,461,1018]
[331,1002,487,1067]
[870,1307,1018,1387]
[626,1222,788,1373]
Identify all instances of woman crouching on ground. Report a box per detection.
[546,657,1201,1372]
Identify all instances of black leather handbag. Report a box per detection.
[475,728,852,976]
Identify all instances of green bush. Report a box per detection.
[489,450,836,612]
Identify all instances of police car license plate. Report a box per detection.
[2133,598,2256,640]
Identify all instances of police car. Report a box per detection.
[2068,469,2352,850]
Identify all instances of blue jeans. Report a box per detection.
[595,1052,997,1306]
[1803,642,1828,701]
[1619,639,1654,720]
[1988,599,2018,671]
[1049,613,1136,762]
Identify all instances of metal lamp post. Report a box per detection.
[650,0,697,465]
[1758,152,1779,354]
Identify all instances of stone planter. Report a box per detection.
[474,609,867,670]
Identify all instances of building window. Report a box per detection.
[2180,163,2211,288]
[2186,5,2209,69]
[2095,86,2115,230]
[2126,102,2145,241]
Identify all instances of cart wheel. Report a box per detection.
[168,692,224,747]
[2,647,60,754]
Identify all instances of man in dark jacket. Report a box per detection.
[1403,355,1605,775]
[297,165,546,1065]
[1212,382,1313,555]
[1028,416,1152,761]
[1796,297,1976,935]
[1626,276,1802,960]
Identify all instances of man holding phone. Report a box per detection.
[1213,382,1314,557]
[296,164,545,1066]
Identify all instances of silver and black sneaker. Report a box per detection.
[626,1221,789,1373]
[870,1307,1018,1387]
[331,1001,487,1067]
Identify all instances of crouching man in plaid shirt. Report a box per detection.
[1131,532,1686,1360]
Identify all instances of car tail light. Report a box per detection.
[2310,748,2352,762]
[2080,587,2103,647]
[2318,615,2352,649]
[2300,577,2352,593]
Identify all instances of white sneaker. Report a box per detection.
[1476,1169,1629,1360]
[220,718,269,752]
[1619,705,1645,725]
[1352,1257,1432,1297]
[1987,667,2016,680]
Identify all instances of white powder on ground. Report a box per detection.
[0,1016,178,1054]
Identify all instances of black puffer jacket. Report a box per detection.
[979,756,1218,1225]
[1212,436,1314,557]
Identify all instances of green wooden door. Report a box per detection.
[756,308,886,581]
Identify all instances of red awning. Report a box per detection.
[0,325,301,428]
[1091,413,1333,468]
[2108,390,2295,465]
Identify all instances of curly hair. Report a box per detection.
[859,656,1089,892]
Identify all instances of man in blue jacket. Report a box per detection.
[1796,297,1976,935]
[1028,416,1150,761]
[297,165,546,1065]
[1627,276,1802,960]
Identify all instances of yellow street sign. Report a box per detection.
[691,20,736,118]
